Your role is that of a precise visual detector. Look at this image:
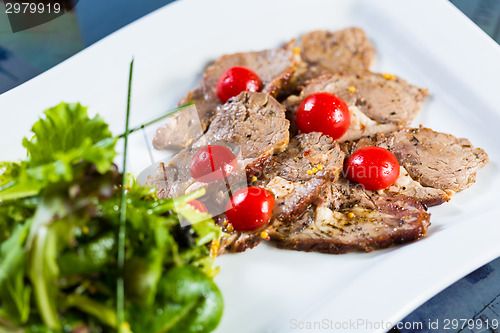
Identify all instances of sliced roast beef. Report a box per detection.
[215,215,265,254]
[218,133,345,254]
[343,127,488,205]
[269,127,488,254]
[271,178,431,254]
[283,72,429,139]
[152,105,204,149]
[257,133,344,223]
[148,29,489,257]
[193,91,289,159]
[385,166,451,207]
[343,134,450,207]
[147,92,290,200]
[378,127,489,193]
[153,41,304,149]
[299,28,375,81]
[180,40,303,128]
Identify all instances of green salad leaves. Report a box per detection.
[0,103,117,201]
[0,103,223,332]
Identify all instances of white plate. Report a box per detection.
[1,0,500,332]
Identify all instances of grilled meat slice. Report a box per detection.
[299,28,375,81]
[380,128,489,193]
[152,105,203,149]
[350,127,489,198]
[283,72,428,138]
[181,40,303,129]
[257,133,344,223]
[214,214,264,254]
[153,41,304,149]
[219,133,345,254]
[271,178,431,254]
[343,127,489,205]
[344,135,451,207]
[385,166,451,207]
[219,231,263,253]
[147,92,290,200]
[194,91,289,160]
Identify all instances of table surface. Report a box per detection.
[1,1,499,332]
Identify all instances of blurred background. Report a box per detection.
[0,0,175,92]
[1,0,499,93]
[1,0,500,332]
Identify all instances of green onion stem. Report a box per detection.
[117,59,134,330]
[116,102,194,139]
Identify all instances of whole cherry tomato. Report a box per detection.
[186,199,208,213]
[344,146,400,191]
[296,92,351,140]
[190,145,237,183]
[225,187,275,231]
[216,66,262,102]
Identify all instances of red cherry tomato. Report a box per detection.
[190,145,237,183]
[216,66,262,102]
[187,199,208,213]
[225,187,275,231]
[344,146,400,191]
[296,92,351,140]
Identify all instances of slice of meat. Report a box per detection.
[184,40,304,125]
[379,127,489,193]
[181,40,303,128]
[154,41,305,150]
[340,104,399,142]
[385,166,451,207]
[271,178,431,254]
[343,135,450,207]
[214,215,264,254]
[256,133,344,223]
[218,133,345,254]
[147,92,290,200]
[193,92,290,159]
[283,72,429,139]
[152,105,204,149]
[147,149,194,200]
[270,126,489,253]
[299,28,376,81]
[343,127,489,205]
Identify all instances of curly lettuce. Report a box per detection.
[0,103,117,201]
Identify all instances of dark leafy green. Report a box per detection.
[128,265,223,333]
[0,102,224,333]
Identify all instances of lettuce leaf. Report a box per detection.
[0,221,32,326]
[0,103,117,201]
[0,162,21,187]
[23,103,115,169]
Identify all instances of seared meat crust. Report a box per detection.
[272,178,431,254]
[380,128,489,193]
[284,72,429,139]
[300,28,375,81]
